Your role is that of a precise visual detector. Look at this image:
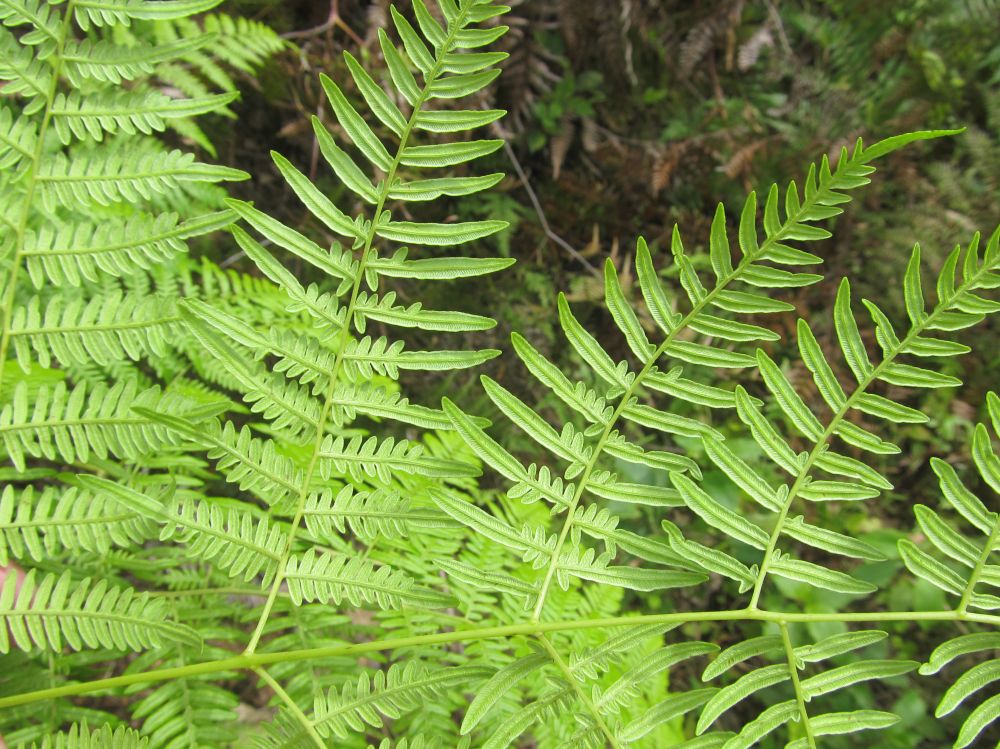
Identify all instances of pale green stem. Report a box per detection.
[9,315,180,336]
[2,606,993,710]
[749,256,999,608]
[958,515,1000,614]
[149,587,276,599]
[780,622,817,749]
[255,667,326,749]
[242,6,473,654]
[538,633,621,749]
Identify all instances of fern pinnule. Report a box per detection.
[9,290,179,369]
[0,378,213,470]
[0,484,153,566]
[27,721,148,749]
[0,569,198,653]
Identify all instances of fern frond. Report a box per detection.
[305,663,489,741]
[22,209,235,288]
[208,32,514,569]
[9,291,179,368]
[61,34,212,86]
[303,485,453,544]
[180,315,323,437]
[699,626,914,745]
[35,144,247,211]
[685,230,1000,604]
[0,378,213,470]
[318,434,479,484]
[0,483,153,566]
[0,569,197,653]
[284,549,451,610]
[48,89,236,144]
[79,476,284,585]
[904,393,1000,747]
[28,721,148,749]
[443,130,964,624]
[71,0,225,30]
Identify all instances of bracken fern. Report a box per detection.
[1,1,999,748]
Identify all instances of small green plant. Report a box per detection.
[1,1,999,748]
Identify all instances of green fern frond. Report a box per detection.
[2,0,997,746]
[0,483,153,566]
[71,0,225,30]
[28,721,148,749]
[9,291,179,368]
[60,34,212,86]
[0,569,198,653]
[22,209,235,288]
[441,130,964,631]
[0,378,214,470]
[318,434,479,483]
[699,626,914,746]
[284,548,453,611]
[661,230,1000,608]
[48,89,236,144]
[903,393,1000,747]
[35,144,247,211]
[0,0,61,44]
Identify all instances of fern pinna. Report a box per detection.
[2,1,1000,748]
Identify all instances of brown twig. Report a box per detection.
[500,139,601,277]
[281,0,365,47]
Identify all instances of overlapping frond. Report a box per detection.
[908,392,1000,747]
[80,476,285,585]
[0,0,265,415]
[692,627,914,748]
[679,230,1000,605]
[125,2,521,683]
[0,0,277,716]
[440,131,961,617]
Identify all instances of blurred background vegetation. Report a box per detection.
[189,2,998,744]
